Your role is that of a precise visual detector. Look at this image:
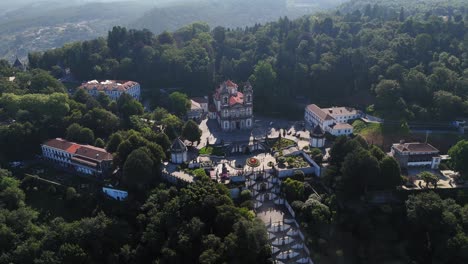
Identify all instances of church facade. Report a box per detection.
[212,80,253,131]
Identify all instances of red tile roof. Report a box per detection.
[229,92,244,106]
[306,104,333,121]
[225,80,237,88]
[393,142,439,153]
[79,80,139,92]
[43,138,80,154]
[66,144,81,154]
[43,138,113,161]
[74,145,113,161]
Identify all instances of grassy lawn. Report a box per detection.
[353,120,468,153]
[353,120,382,135]
[353,120,407,149]
[199,146,225,156]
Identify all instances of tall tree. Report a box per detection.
[448,140,468,179]
[122,147,154,193]
[169,92,191,116]
[182,120,202,144]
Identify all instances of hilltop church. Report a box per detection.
[212,80,253,131]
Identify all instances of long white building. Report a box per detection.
[304,104,361,136]
[78,80,140,101]
[41,138,113,177]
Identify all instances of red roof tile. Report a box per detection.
[225,80,237,87]
[43,138,80,154]
[43,138,113,161]
[393,142,439,153]
[66,144,81,154]
[229,92,244,106]
[75,145,113,161]
[306,104,333,121]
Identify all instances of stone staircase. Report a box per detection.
[250,171,314,264]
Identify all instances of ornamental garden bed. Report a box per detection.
[278,155,310,169]
[246,157,261,168]
[199,145,225,156]
[267,137,296,151]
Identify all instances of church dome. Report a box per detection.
[311,125,325,138]
[171,138,187,153]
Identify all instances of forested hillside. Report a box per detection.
[30,3,468,120]
[0,0,345,61]
[340,0,468,16]
[0,1,153,61]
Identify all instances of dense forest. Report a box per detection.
[341,0,468,16]
[29,2,468,120]
[0,60,270,263]
[0,168,270,263]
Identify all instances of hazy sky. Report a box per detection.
[0,0,201,9]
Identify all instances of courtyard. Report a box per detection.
[197,116,311,150]
[401,167,468,190]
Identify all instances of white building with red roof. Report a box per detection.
[305,104,361,136]
[78,80,140,101]
[41,138,113,177]
[213,80,253,131]
[390,141,441,169]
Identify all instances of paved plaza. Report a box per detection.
[197,116,311,150]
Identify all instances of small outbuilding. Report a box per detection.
[170,138,188,164]
[310,125,326,148]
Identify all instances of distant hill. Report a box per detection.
[0,0,347,62]
[339,0,468,15]
[0,1,153,61]
[130,0,346,34]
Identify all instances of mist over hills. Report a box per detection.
[5,0,462,62]
[0,1,154,61]
[0,0,346,61]
[131,0,346,34]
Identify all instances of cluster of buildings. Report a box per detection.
[78,80,141,101]
[37,76,450,201]
[41,138,113,177]
[303,103,443,171]
[304,104,361,136]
